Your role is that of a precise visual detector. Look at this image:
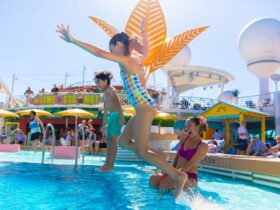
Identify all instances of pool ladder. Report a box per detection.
[41,123,86,166]
[75,124,86,166]
[41,123,56,164]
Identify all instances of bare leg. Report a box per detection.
[118,118,134,150]
[32,139,42,153]
[31,141,36,153]
[107,136,117,167]
[97,139,110,171]
[133,105,188,199]
[95,141,100,154]
[98,136,118,172]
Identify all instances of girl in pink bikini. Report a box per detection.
[150,116,208,191]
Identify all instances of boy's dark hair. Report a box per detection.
[109,32,130,55]
[94,71,113,86]
[30,110,36,116]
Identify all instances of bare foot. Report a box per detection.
[97,165,114,172]
[174,172,188,199]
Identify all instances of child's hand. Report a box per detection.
[56,24,74,43]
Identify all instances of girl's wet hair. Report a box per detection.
[187,116,208,135]
[109,32,130,55]
[94,71,113,86]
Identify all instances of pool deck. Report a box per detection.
[164,152,280,189]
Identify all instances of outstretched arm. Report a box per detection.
[56,24,127,64]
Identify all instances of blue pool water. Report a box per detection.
[0,151,279,210]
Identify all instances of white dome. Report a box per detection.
[238,18,280,77]
[165,45,191,67]
[217,90,238,104]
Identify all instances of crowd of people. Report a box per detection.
[205,121,280,158]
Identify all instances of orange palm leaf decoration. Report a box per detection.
[149,26,209,74]
[125,0,166,66]
[88,0,208,83]
[88,17,119,37]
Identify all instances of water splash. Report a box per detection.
[175,189,225,210]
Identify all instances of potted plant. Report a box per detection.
[232,89,240,104]
[122,114,133,131]
[151,117,161,134]
[159,118,175,134]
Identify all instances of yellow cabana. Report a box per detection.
[201,101,269,150]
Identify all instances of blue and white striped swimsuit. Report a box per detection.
[29,120,41,134]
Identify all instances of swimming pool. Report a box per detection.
[0,151,279,210]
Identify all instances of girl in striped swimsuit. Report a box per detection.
[57,24,188,198]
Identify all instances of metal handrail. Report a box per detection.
[42,123,56,164]
[75,124,86,166]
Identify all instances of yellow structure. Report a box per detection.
[123,105,177,119]
[89,0,208,83]
[0,109,19,118]
[201,101,269,150]
[55,108,95,118]
[16,109,53,117]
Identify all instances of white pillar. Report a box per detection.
[258,77,270,105]
[166,75,172,109]
[274,91,280,135]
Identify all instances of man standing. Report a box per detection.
[51,84,59,93]
[237,121,249,155]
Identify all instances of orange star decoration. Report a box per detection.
[89,0,208,84]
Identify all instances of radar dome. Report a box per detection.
[217,90,238,104]
[238,18,280,77]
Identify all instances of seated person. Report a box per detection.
[216,139,225,153]
[246,136,263,156]
[208,140,218,153]
[263,135,280,157]
[261,143,271,156]
[15,129,27,145]
[0,132,8,144]
[213,129,223,140]
[45,132,53,145]
[65,130,73,146]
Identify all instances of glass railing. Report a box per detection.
[6,91,279,115]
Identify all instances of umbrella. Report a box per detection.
[122,105,135,115]
[16,109,53,117]
[0,109,19,118]
[55,108,96,165]
[156,112,177,120]
[55,108,95,118]
[123,105,177,119]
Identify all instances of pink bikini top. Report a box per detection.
[178,137,202,161]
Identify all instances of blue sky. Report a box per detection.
[0,0,279,102]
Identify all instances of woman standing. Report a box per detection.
[29,111,44,152]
